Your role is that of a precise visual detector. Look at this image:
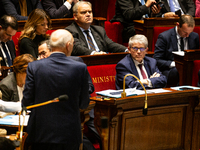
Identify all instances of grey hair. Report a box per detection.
[128,34,148,48]
[49,30,72,49]
[73,1,92,14]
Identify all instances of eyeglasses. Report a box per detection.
[131,47,146,52]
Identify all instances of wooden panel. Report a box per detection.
[121,106,185,150]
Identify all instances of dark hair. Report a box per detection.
[39,40,51,52]
[0,137,16,150]
[0,15,18,30]
[11,54,36,73]
[179,15,195,28]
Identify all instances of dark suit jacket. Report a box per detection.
[115,54,167,90]
[0,40,16,66]
[112,0,151,26]
[69,56,94,94]
[66,22,127,56]
[154,27,199,71]
[1,0,43,20]
[41,0,73,19]
[22,53,89,147]
[0,72,19,102]
[154,0,195,17]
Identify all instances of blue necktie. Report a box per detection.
[169,0,175,12]
[1,42,12,67]
[140,0,149,18]
[84,30,96,51]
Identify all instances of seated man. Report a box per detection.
[116,34,167,90]
[111,0,158,43]
[66,1,127,56]
[1,0,43,21]
[153,0,195,17]
[42,0,79,19]
[154,15,199,87]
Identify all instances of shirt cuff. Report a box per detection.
[64,1,72,10]
[170,61,176,68]
[90,51,96,55]
[147,79,153,87]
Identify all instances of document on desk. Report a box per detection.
[0,115,29,126]
[172,51,185,56]
[171,85,200,91]
[96,88,171,98]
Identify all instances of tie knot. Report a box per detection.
[84,30,89,35]
[138,64,143,68]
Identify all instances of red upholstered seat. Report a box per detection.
[87,64,117,97]
[192,60,200,86]
[104,0,124,45]
[12,31,21,56]
[152,27,173,52]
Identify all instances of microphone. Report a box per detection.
[101,116,108,150]
[121,74,148,115]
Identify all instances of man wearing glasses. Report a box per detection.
[115,34,167,90]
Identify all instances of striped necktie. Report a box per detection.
[84,30,96,51]
[138,64,147,79]
[1,42,12,67]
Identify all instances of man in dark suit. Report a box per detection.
[22,29,90,150]
[116,34,167,90]
[42,0,79,19]
[66,1,127,56]
[111,0,158,43]
[154,15,199,86]
[1,0,43,21]
[0,15,17,67]
[153,0,195,17]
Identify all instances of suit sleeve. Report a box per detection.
[42,0,72,19]
[184,0,195,16]
[153,34,172,70]
[79,66,90,109]
[0,84,13,102]
[1,0,28,20]
[116,0,150,21]
[22,64,35,107]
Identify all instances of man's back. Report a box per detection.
[22,53,89,148]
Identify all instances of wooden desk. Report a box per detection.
[134,17,200,52]
[174,49,200,86]
[80,52,154,66]
[91,88,200,150]
[17,17,106,32]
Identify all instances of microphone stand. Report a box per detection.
[121,74,148,115]
[18,96,67,150]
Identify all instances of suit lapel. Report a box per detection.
[163,0,170,11]
[74,23,89,49]
[127,55,140,78]
[143,57,151,78]
[171,28,178,51]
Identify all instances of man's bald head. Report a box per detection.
[49,29,74,56]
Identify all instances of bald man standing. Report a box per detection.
[22,29,90,150]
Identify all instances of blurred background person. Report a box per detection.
[38,40,51,60]
[42,0,79,19]
[19,9,51,59]
[0,54,35,103]
[0,15,18,67]
[1,0,43,21]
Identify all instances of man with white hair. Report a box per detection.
[115,34,167,90]
[22,29,90,150]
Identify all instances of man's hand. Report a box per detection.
[67,0,73,4]
[164,12,178,17]
[150,72,160,78]
[140,79,149,85]
[94,51,107,55]
[145,0,156,8]
[151,4,161,14]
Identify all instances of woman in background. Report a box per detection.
[0,54,35,105]
[19,9,51,59]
